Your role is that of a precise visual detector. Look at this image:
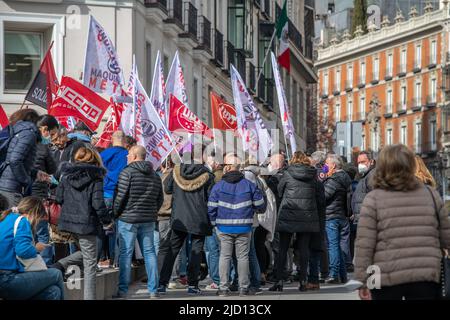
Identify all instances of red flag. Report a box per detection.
[49,76,109,132]
[210,92,237,131]
[0,105,9,129]
[25,42,59,109]
[168,95,213,138]
[95,102,124,149]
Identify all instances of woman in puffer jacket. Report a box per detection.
[356,144,450,300]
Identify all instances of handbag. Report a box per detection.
[426,186,450,299]
[13,216,48,272]
[44,199,62,226]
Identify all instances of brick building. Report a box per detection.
[315,4,450,195]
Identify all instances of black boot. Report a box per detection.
[268,280,283,292]
[299,281,307,292]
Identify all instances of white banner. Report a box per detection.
[83,15,125,97]
[165,51,189,108]
[271,51,297,156]
[120,57,138,138]
[230,65,272,164]
[150,51,167,125]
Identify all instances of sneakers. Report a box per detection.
[157,285,167,294]
[178,276,188,286]
[216,289,230,297]
[249,287,263,295]
[229,283,239,292]
[150,293,160,299]
[168,278,188,289]
[239,288,249,297]
[205,282,219,290]
[187,286,203,295]
[324,277,340,284]
[112,291,127,299]
[305,283,320,291]
[98,259,111,268]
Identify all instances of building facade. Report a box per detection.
[0,0,316,152]
[316,4,450,196]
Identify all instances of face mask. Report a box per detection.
[322,164,329,174]
[358,164,369,175]
[41,135,51,145]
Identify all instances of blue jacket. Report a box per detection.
[208,171,266,234]
[0,213,37,272]
[100,146,128,198]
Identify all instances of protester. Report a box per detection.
[208,154,266,297]
[356,144,450,300]
[269,151,323,292]
[415,155,437,188]
[124,136,137,151]
[51,127,73,167]
[0,196,64,300]
[158,153,215,295]
[351,151,376,223]
[51,147,112,300]
[99,130,128,268]
[113,145,163,299]
[323,154,352,284]
[0,109,48,208]
[65,121,95,161]
[310,151,327,182]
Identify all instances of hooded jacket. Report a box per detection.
[113,161,163,224]
[208,171,266,234]
[277,164,324,233]
[56,163,111,235]
[101,146,128,198]
[165,164,215,236]
[0,121,40,194]
[323,170,352,220]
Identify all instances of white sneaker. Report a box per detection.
[205,283,219,290]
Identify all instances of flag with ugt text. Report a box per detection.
[210,92,237,131]
[271,51,297,155]
[150,51,167,124]
[230,64,272,164]
[96,102,124,149]
[49,76,110,132]
[25,42,59,109]
[83,15,125,97]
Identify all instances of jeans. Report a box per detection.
[158,229,205,287]
[0,269,64,300]
[249,228,261,289]
[118,220,158,294]
[35,220,53,265]
[102,198,117,264]
[371,282,440,300]
[58,234,97,300]
[325,218,350,280]
[204,229,220,285]
[217,230,251,291]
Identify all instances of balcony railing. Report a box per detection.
[184,2,197,40]
[397,102,407,114]
[398,64,407,76]
[235,50,246,81]
[345,80,353,91]
[357,76,365,88]
[258,72,267,102]
[333,83,341,95]
[427,95,437,107]
[266,78,274,109]
[371,73,379,84]
[427,55,437,68]
[385,68,393,80]
[167,0,183,29]
[422,141,438,153]
[262,0,271,18]
[385,104,393,114]
[248,62,256,94]
[288,19,303,54]
[412,98,423,111]
[413,61,422,73]
[198,16,211,52]
[213,30,224,66]
[145,0,168,12]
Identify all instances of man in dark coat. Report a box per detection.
[113,145,163,299]
[351,151,376,223]
[323,154,352,284]
[158,155,215,295]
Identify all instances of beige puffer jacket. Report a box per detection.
[355,184,450,288]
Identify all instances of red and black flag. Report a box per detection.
[25,42,59,109]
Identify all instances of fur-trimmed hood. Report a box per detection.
[60,162,106,190]
[173,164,210,192]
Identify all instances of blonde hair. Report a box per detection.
[290,151,311,166]
[415,155,436,188]
[74,147,103,167]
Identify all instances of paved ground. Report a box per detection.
[112,278,360,300]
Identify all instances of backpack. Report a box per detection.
[0,125,14,175]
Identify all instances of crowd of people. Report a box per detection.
[0,109,449,300]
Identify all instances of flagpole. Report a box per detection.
[254,30,277,93]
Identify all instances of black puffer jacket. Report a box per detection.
[264,167,285,210]
[323,170,352,220]
[114,161,163,224]
[351,167,375,223]
[165,164,215,236]
[56,163,111,235]
[0,121,40,194]
[277,164,323,233]
[32,144,57,199]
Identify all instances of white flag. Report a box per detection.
[120,58,138,137]
[150,51,167,124]
[165,51,189,108]
[271,51,297,155]
[134,67,174,169]
[230,65,272,164]
[83,15,125,97]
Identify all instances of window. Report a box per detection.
[360,96,365,120]
[335,104,341,122]
[146,42,152,93]
[401,86,407,110]
[360,61,365,84]
[228,0,252,52]
[401,49,407,73]
[431,40,437,65]
[431,78,437,103]
[347,100,353,121]
[4,31,43,91]
[335,69,340,92]
[387,53,393,76]
[371,130,379,151]
[415,82,422,107]
[373,57,379,80]
[415,122,422,153]
[430,120,437,150]
[386,128,393,145]
[415,45,421,69]
[401,125,407,145]
[323,73,329,95]
[347,65,353,88]
[387,89,393,113]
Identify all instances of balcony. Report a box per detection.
[397,102,407,115]
[428,55,437,69]
[397,65,407,77]
[265,78,275,110]
[385,68,393,81]
[427,95,437,108]
[145,0,168,12]
[164,0,183,30]
[262,0,271,19]
[196,16,212,54]
[179,1,198,43]
[258,72,267,102]
[321,89,329,99]
[288,19,303,55]
[413,62,422,73]
[345,80,353,92]
[248,62,256,94]
[411,98,423,112]
[226,41,235,74]
[333,84,340,96]
[212,29,224,67]
[357,77,365,89]
[413,143,422,155]
[422,141,438,155]
[371,73,379,85]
